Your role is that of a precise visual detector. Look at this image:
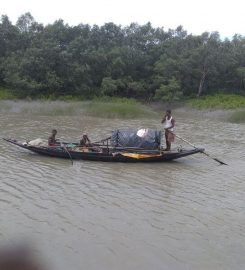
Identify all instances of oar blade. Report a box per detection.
[170,131,228,166]
[213,158,228,166]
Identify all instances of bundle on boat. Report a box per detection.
[111,129,161,151]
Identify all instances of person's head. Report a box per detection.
[166,109,171,117]
[52,129,57,136]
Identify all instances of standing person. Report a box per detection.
[161,109,175,151]
[48,129,58,146]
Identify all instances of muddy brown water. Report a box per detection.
[0,101,244,270]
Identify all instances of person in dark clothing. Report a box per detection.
[48,129,58,146]
[80,133,91,146]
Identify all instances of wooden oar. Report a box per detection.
[169,131,227,165]
[61,142,73,165]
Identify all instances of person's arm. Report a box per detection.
[84,135,90,143]
[161,115,166,124]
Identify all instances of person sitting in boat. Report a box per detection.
[161,109,175,151]
[80,133,91,147]
[48,129,58,146]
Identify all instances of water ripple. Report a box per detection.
[0,103,245,270]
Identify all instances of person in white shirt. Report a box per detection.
[161,109,175,151]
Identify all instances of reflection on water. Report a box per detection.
[0,101,245,270]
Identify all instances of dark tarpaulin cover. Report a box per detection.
[111,129,161,150]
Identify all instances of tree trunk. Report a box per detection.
[197,71,207,97]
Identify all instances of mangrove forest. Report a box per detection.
[0,13,245,101]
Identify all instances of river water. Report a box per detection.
[0,101,244,270]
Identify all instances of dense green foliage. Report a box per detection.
[0,13,245,101]
[187,94,245,109]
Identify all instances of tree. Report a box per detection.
[179,32,223,96]
[236,67,245,90]
[16,12,35,33]
[154,77,182,101]
[101,77,118,96]
[0,13,244,99]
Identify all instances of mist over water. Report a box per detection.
[0,101,245,270]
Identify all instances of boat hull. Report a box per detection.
[3,139,204,163]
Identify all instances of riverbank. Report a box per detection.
[0,87,16,100]
[0,88,157,118]
[1,87,244,107]
[0,99,157,119]
[228,110,245,123]
[186,94,245,123]
[86,98,157,119]
[0,89,244,122]
[186,94,245,109]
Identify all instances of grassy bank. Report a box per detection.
[0,88,157,118]
[187,94,245,109]
[0,88,16,100]
[0,97,157,119]
[1,88,245,120]
[0,88,83,101]
[229,110,245,123]
[85,98,157,119]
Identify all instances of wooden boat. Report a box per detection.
[3,138,204,163]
